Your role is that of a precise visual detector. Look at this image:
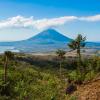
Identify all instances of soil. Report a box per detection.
[74,79,100,100]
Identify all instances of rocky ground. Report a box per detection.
[74,78,100,100]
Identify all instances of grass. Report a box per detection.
[0,54,100,100]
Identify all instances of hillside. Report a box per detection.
[0,53,100,100]
[73,79,100,100]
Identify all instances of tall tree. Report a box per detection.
[56,49,66,77]
[68,34,86,72]
[4,51,14,83]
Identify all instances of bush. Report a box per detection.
[85,70,96,81]
[66,84,77,95]
[69,95,78,100]
[68,71,84,84]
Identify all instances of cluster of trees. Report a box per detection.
[56,34,86,79]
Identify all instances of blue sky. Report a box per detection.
[0,0,100,41]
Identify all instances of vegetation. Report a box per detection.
[0,34,99,100]
[68,34,86,83]
[56,49,66,78]
[68,34,86,72]
[3,51,14,84]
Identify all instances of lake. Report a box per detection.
[0,46,20,53]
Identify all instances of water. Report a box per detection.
[0,46,20,53]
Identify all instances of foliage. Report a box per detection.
[85,70,96,81]
[56,49,66,77]
[68,34,86,73]
[0,52,99,100]
[67,70,84,85]
[56,49,66,59]
[69,95,78,100]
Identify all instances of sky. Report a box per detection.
[0,0,100,42]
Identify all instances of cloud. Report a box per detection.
[0,14,100,30]
[79,14,100,22]
[33,16,77,29]
[0,15,77,30]
[0,16,34,28]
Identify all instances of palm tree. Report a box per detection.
[56,49,66,77]
[4,51,14,83]
[68,34,86,72]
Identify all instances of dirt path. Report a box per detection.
[74,79,100,100]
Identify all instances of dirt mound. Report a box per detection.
[74,79,100,100]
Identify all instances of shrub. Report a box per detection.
[69,95,78,100]
[68,70,84,84]
[85,70,96,81]
[66,84,77,95]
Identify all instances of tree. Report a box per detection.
[68,34,86,72]
[4,51,14,83]
[56,49,66,77]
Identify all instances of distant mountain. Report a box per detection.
[0,29,72,52]
[27,28,72,44]
[0,28,72,44]
[0,28,99,53]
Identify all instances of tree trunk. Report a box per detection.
[59,61,62,78]
[4,56,8,83]
[77,49,82,74]
[77,49,84,81]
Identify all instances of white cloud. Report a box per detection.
[33,16,77,29]
[79,14,100,22]
[0,14,100,30]
[0,15,77,30]
[0,16,34,28]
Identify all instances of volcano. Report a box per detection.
[0,28,99,53]
[25,28,72,44]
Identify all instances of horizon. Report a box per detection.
[0,28,99,43]
[0,0,100,42]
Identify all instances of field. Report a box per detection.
[0,52,100,100]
